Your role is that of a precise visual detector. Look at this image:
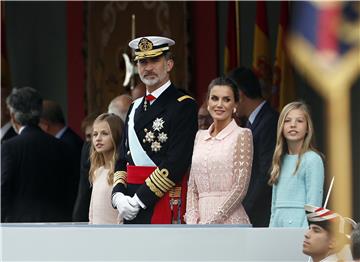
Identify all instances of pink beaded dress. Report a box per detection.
[185,119,253,224]
[89,166,122,224]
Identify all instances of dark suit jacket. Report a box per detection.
[1,125,74,222]
[243,101,279,227]
[1,124,17,144]
[72,142,92,222]
[60,127,84,210]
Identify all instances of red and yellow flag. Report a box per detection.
[272,1,295,111]
[253,0,272,99]
[224,1,239,74]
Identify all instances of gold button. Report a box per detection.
[127,151,131,155]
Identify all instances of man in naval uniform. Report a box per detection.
[302,204,356,262]
[111,36,198,224]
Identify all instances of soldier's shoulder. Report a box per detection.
[177,94,195,102]
[174,87,195,103]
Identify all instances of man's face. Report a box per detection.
[236,90,246,118]
[137,55,173,90]
[85,125,93,142]
[198,106,213,130]
[303,224,333,260]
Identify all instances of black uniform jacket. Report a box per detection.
[112,84,198,223]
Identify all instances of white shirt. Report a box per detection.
[55,126,67,139]
[146,80,171,105]
[248,100,266,125]
[18,126,26,134]
[1,122,13,140]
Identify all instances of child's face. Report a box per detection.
[282,108,308,143]
[92,121,114,154]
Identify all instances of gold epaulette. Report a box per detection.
[177,95,194,102]
[113,171,127,187]
[145,167,175,198]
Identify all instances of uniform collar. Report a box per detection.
[204,119,238,141]
[146,80,171,99]
[318,253,339,262]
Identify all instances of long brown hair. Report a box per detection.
[89,113,124,185]
[268,101,322,185]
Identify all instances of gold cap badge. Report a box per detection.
[138,38,153,52]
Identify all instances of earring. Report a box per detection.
[233,108,236,113]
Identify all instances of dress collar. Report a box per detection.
[203,119,238,141]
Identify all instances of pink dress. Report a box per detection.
[89,166,122,224]
[185,119,253,224]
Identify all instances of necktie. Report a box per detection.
[144,94,156,111]
[145,94,156,102]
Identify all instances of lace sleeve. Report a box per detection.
[184,169,200,224]
[207,129,253,224]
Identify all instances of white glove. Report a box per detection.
[112,193,140,221]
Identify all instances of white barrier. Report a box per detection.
[0,224,308,261]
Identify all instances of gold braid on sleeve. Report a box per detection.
[113,171,127,187]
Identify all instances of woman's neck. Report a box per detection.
[287,140,304,155]
[211,118,232,137]
[102,151,113,169]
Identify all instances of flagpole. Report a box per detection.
[235,0,240,65]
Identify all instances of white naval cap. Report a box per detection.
[129,36,175,61]
[305,204,356,238]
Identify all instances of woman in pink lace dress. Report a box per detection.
[185,77,253,224]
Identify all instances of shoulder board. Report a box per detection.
[177,95,194,102]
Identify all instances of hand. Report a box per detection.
[113,193,140,220]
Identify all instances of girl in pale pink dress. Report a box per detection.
[185,77,253,224]
[88,113,123,224]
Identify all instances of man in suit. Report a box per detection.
[1,87,74,222]
[1,87,17,143]
[39,100,83,154]
[352,223,360,261]
[39,99,83,211]
[112,36,198,224]
[227,67,279,227]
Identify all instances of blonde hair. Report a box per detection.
[89,113,124,185]
[268,101,321,185]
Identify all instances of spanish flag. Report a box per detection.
[272,1,295,111]
[224,1,239,74]
[253,0,272,100]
